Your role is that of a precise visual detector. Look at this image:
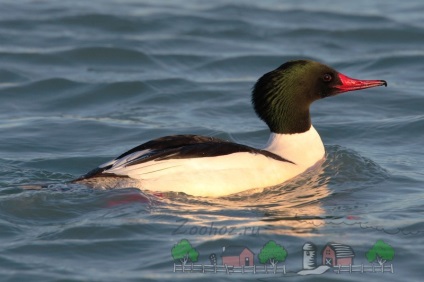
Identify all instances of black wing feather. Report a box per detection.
[115,135,226,159]
[123,134,293,166]
[74,134,293,181]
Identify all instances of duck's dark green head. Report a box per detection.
[252,60,387,134]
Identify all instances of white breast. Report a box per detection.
[264,125,325,171]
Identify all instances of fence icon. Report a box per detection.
[173,263,286,275]
[334,263,394,274]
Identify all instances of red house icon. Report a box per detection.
[221,246,254,266]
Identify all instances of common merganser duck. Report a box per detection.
[73,60,386,197]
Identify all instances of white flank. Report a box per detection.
[90,126,325,197]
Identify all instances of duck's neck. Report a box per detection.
[264,125,325,167]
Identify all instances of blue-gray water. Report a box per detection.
[0,0,423,281]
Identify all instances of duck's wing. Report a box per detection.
[73,134,292,181]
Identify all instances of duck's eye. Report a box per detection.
[323,74,332,82]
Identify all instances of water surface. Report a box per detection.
[0,0,423,281]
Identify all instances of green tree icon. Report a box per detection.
[366,240,395,266]
[171,239,199,265]
[258,240,288,268]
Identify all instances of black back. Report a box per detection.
[74,135,293,181]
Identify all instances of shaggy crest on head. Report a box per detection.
[252,60,387,134]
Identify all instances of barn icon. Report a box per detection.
[322,243,355,266]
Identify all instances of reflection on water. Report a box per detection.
[220,159,330,237]
[153,145,388,238]
[153,159,330,238]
